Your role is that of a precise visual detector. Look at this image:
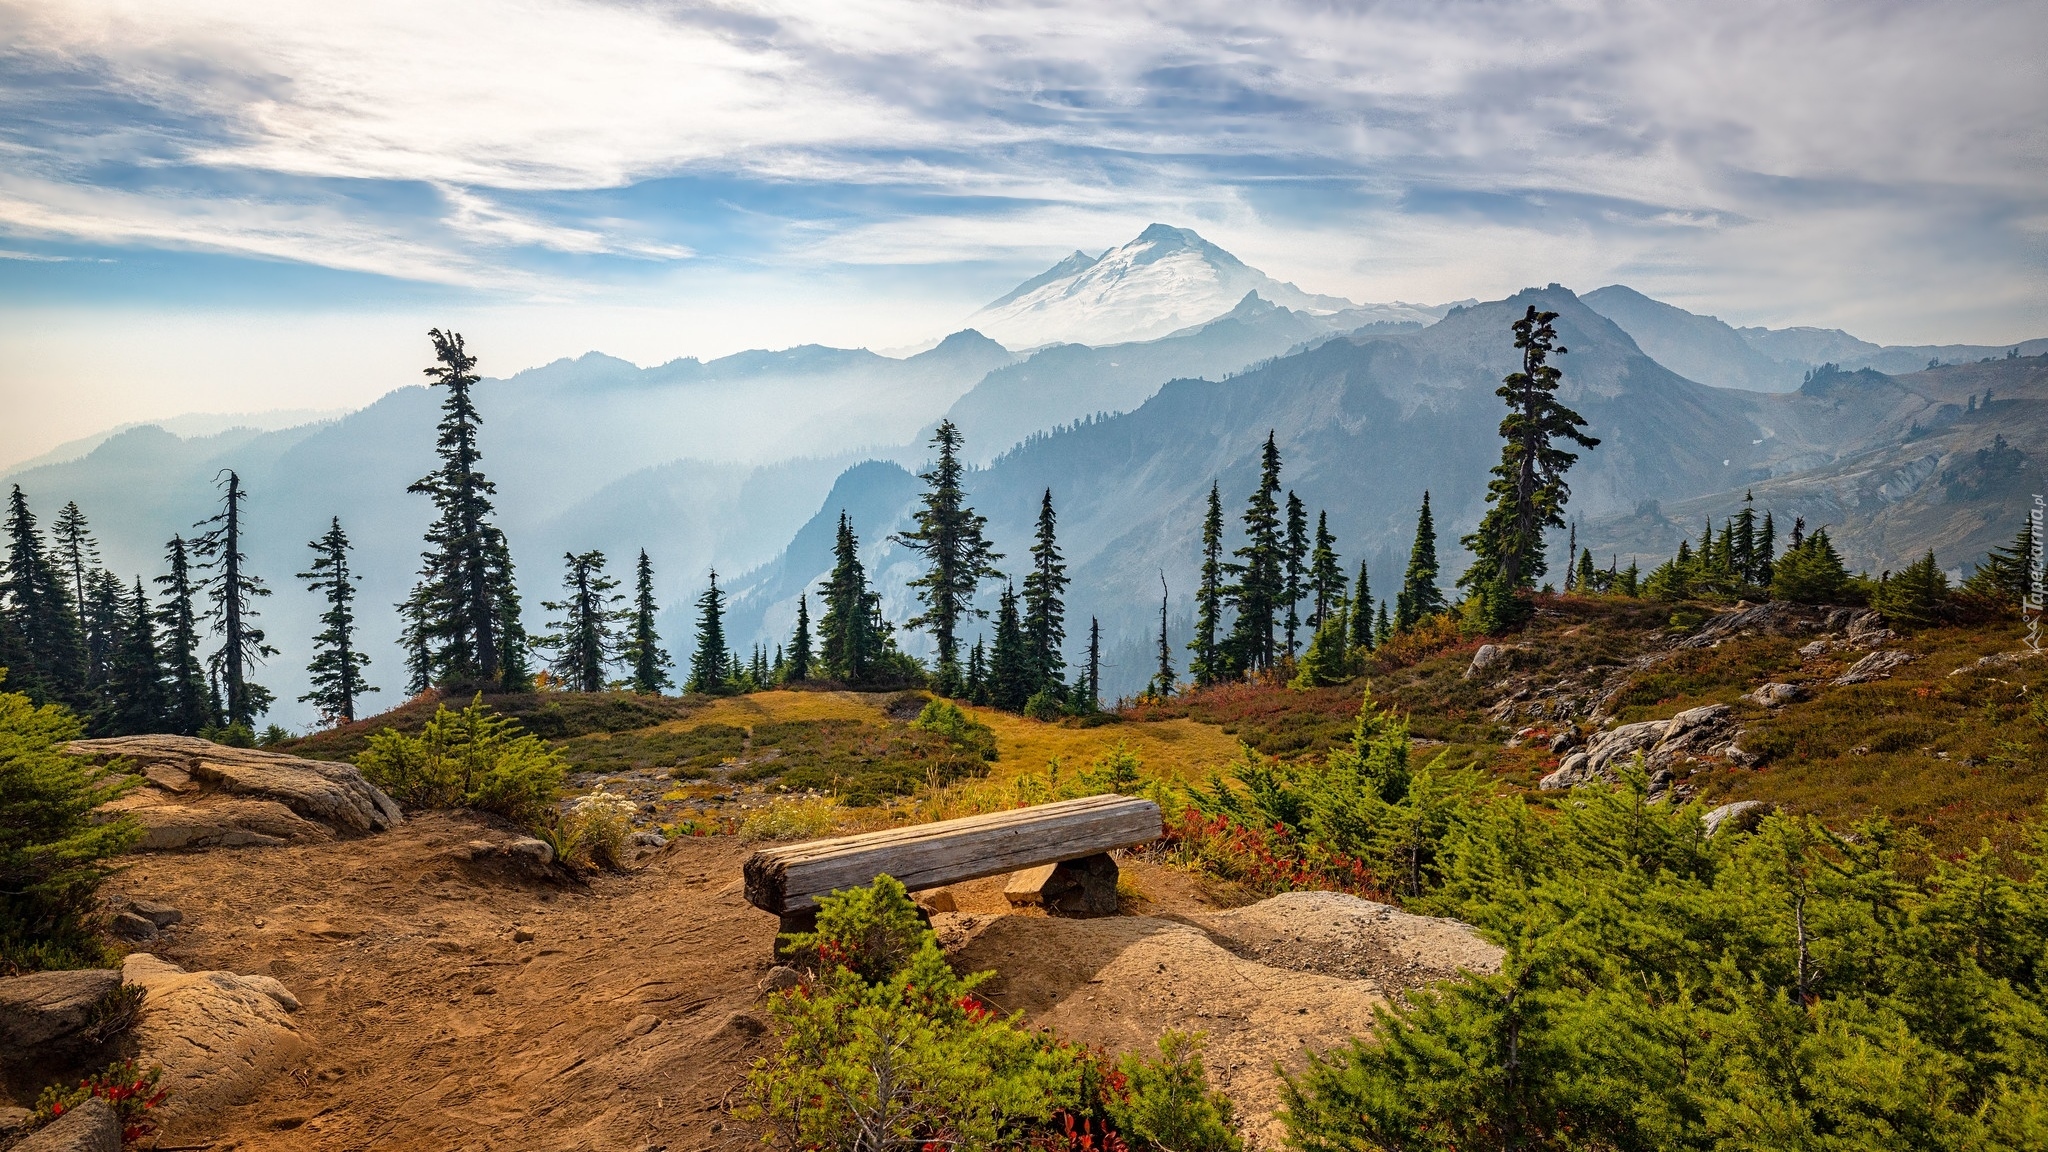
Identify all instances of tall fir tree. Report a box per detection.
[1151,574,1176,698]
[542,551,625,693]
[1375,601,1392,647]
[155,535,210,734]
[298,518,376,725]
[1395,491,1447,631]
[1733,492,1758,583]
[395,585,435,698]
[1223,433,1286,672]
[687,570,730,694]
[407,329,525,690]
[818,513,879,683]
[987,583,1032,712]
[103,577,166,735]
[965,635,988,704]
[1189,482,1226,685]
[622,550,672,694]
[1348,559,1375,652]
[1576,548,1596,594]
[894,421,1002,693]
[1307,511,1345,632]
[1756,511,1778,585]
[50,502,99,629]
[2,485,87,704]
[1459,306,1600,598]
[81,569,123,697]
[191,470,274,727]
[1083,617,1101,712]
[785,594,813,683]
[1563,521,1578,591]
[1020,489,1069,698]
[1282,491,1309,658]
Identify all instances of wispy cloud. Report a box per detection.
[0,0,2041,335]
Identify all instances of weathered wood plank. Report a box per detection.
[744,795,1162,914]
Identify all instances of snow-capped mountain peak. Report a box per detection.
[969,224,1366,349]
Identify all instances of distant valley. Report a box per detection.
[8,225,2042,723]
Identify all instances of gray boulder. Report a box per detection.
[1835,649,1915,685]
[1744,683,1801,707]
[0,969,122,1050]
[1703,800,1772,837]
[1464,644,1505,679]
[12,1095,119,1152]
[1539,704,1740,791]
[120,953,307,1123]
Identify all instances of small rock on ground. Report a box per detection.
[11,1095,119,1152]
[0,969,121,1050]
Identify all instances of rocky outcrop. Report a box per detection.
[1464,643,1509,679]
[119,954,307,1124]
[1540,704,1743,791]
[1677,601,1831,649]
[1743,682,1802,707]
[0,970,122,1051]
[71,736,401,851]
[1834,649,1916,685]
[11,1095,119,1152]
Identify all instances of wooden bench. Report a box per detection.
[743,794,1163,937]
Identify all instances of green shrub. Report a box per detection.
[749,876,1079,1148]
[354,695,564,826]
[1282,778,2048,1152]
[199,721,255,748]
[912,698,999,761]
[1022,690,1067,722]
[1105,1032,1242,1152]
[0,687,140,972]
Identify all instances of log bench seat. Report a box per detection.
[743,794,1163,937]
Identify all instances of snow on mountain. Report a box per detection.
[970,224,1442,349]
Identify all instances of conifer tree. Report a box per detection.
[895,421,1002,693]
[50,502,99,628]
[408,329,525,690]
[2,486,87,704]
[1224,433,1286,672]
[298,517,376,725]
[965,635,988,704]
[1575,548,1596,594]
[1963,513,2038,606]
[687,569,730,694]
[1348,559,1375,652]
[785,594,813,683]
[105,577,165,735]
[1460,306,1600,597]
[1083,617,1101,712]
[542,551,624,693]
[1395,492,1446,631]
[155,535,210,734]
[1756,511,1777,585]
[622,550,672,694]
[81,569,123,696]
[1873,549,1951,628]
[1374,601,1392,647]
[1190,482,1226,686]
[395,585,434,698]
[191,470,274,727]
[1733,493,1758,582]
[1307,512,1345,632]
[987,583,1031,711]
[1563,521,1578,590]
[1771,528,1849,604]
[1283,491,1308,658]
[1151,574,1175,699]
[1021,489,1069,698]
[818,513,878,683]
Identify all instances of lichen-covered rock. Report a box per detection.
[1835,649,1916,685]
[1539,704,1740,790]
[120,953,308,1123]
[70,736,401,836]
[1744,682,1802,707]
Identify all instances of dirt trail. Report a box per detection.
[107,813,780,1152]
[97,816,1495,1150]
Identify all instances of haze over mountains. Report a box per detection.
[9,225,2042,725]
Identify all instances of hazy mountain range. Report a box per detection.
[8,225,2042,724]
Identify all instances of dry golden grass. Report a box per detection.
[961,706,1244,786]
[670,689,889,728]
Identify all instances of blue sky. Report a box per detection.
[2,0,2044,464]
